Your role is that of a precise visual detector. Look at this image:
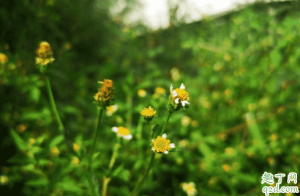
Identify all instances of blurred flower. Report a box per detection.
[151,133,175,154]
[171,67,180,81]
[259,97,270,107]
[222,164,231,172]
[213,62,223,71]
[277,106,285,114]
[176,157,183,165]
[270,133,278,142]
[180,182,197,196]
[71,157,80,166]
[0,175,8,185]
[50,146,60,156]
[141,106,156,121]
[200,97,211,109]
[112,126,132,140]
[36,41,55,66]
[155,87,166,95]
[16,124,28,133]
[170,83,190,109]
[217,132,227,141]
[224,88,232,98]
[94,79,114,107]
[63,42,72,50]
[137,89,146,97]
[179,139,189,148]
[224,53,231,61]
[268,157,275,166]
[153,87,166,98]
[0,53,8,64]
[208,177,217,187]
[28,138,36,146]
[212,91,220,100]
[73,143,80,152]
[106,104,118,116]
[191,120,199,128]
[247,103,256,111]
[225,147,234,156]
[181,116,191,126]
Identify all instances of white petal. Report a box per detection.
[112,127,118,132]
[123,134,132,140]
[180,83,185,89]
[182,100,190,106]
[172,90,177,97]
[151,139,155,143]
[164,150,169,154]
[151,147,155,151]
[162,133,167,138]
[175,98,179,104]
[169,143,175,148]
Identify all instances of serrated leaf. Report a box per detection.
[10,129,27,151]
[49,135,64,148]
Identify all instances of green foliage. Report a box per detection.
[1,0,300,196]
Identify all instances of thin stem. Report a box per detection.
[102,138,120,196]
[159,111,173,136]
[130,153,155,196]
[45,76,64,132]
[146,122,152,141]
[87,173,99,196]
[88,107,104,171]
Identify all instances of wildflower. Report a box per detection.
[0,175,8,185]
[29,138,36,145]
[171,67,180,81]
[106,104,118,116]
[168,83,190,111]
[94,79,114,107]
[155,87,166,95]
[179,139,189,148]
[181,116,191,126]
[0,53,8,64]
[151,133,175,154]
[71,157,80,166]
[112,126,132,140]
[222,164,231,172]
[191,120,199,128]
[141,106,156,121]
[73,143,80,152]
[137,89,146,97]
[35,41,55,67]
[181,182,197,196]
[16,124,27,133]
[50,146,60,156]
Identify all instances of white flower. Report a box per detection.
[111,126,132,140]
[170,83,190,107]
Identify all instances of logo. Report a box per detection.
[261,172,299,196]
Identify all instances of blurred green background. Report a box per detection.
[1,0,300,195]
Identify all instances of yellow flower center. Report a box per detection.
[117,127,130,136]
[174,88,189,101]
[152,136,171,153]
[141,107,156,118]
[0,53,8,64]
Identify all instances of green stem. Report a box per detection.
[88,107,104,171]
[87,173,99,196]
[159,111,173,136]
[102,138,120,196]
[130,153,155,196]
[45,76,64,132]
[146,122,152,141]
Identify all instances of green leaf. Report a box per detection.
[7,153,35,164]
[92,152,100,160]
[270,49,281,67]
[10,129,27,151]
[49,135,64,148]
[26,178,48,186]
[111,164,124,177]
[30,87,41,103]
[56,177,83,194]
